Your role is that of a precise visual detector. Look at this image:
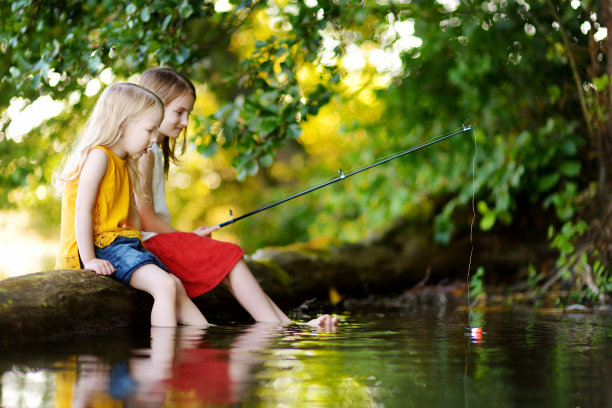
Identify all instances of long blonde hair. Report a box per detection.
[138,67,196,177]
[55,82,164,195]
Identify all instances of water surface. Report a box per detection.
[2,309,611,407]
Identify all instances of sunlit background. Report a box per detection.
[0,1,443,280]
[1,0,604,282]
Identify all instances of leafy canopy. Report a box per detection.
[0,1,608,267]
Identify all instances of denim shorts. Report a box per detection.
[95,236,169,284]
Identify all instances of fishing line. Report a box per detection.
[466,127,477,329]
[217,126,473,228]
[464,127,478,408]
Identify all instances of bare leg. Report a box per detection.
[263,293,290,321]
[224,259,292,324]
[130,264,178,327]
[169,274,209,326]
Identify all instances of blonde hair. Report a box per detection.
[138,67,196,177]
[55,82,164,195]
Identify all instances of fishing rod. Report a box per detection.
[218,125,473,228]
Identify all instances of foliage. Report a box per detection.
[526,263,543,293]
[469,266,486,303]
[548,221,610,303]
[0,0,611,299]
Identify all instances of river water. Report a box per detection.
[1,308,611,407]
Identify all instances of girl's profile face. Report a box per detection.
[158,92,195,142]
[118,111,159,159]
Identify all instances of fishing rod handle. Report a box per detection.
[218,220,234,228]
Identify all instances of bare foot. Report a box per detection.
[305,314,339,332]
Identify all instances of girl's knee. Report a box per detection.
[155,272,179,296]
[170,274,183,286]
[170,274,189,296]
[129,265,179,301]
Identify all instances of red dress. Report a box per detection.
[141,144,244,298]
[144,232,244,298]
[165,346,236,405]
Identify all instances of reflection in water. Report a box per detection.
[1,371,54,408]
[254,327,376,406]
[1,311,612,407]
[68,323,280,407]
[166,323,277,405]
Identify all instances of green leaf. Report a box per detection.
[262,104,280,114]
[162,14,172,30]
[87,55,102,73]
[126,3,137,14]
[593,74,610,91]
[260,153,274,167]
[197,141,218,157]
[260,117,279,134]
[559,139,577,156]
[477,200,497,230]
[476,200,489,214]
[247,160,259,176]
[214,103,233,120]
[560,161,581,177]
[237,168,248,182]
[31,74,41,88]
[480,212,496,231]
[538,173,560,192]
[247,117,262,132]
[176,45,190,64]
[287,123,302,139]
[140,7,151,22]
[178,1,194,19]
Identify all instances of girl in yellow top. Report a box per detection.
[55,82,208,327]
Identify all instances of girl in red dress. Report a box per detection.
[136,68,337,328]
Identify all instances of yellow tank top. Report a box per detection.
[56,146,141,269]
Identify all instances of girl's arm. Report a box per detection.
[75,149,115,275]
[136,152,177,234]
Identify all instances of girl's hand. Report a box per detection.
[83,258,116,276]
[193,225,220,237]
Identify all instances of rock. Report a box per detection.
[0,270,152,343]
[0,255,323,343]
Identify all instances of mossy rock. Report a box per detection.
[0,255,320,343]
[0,270,152,343]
